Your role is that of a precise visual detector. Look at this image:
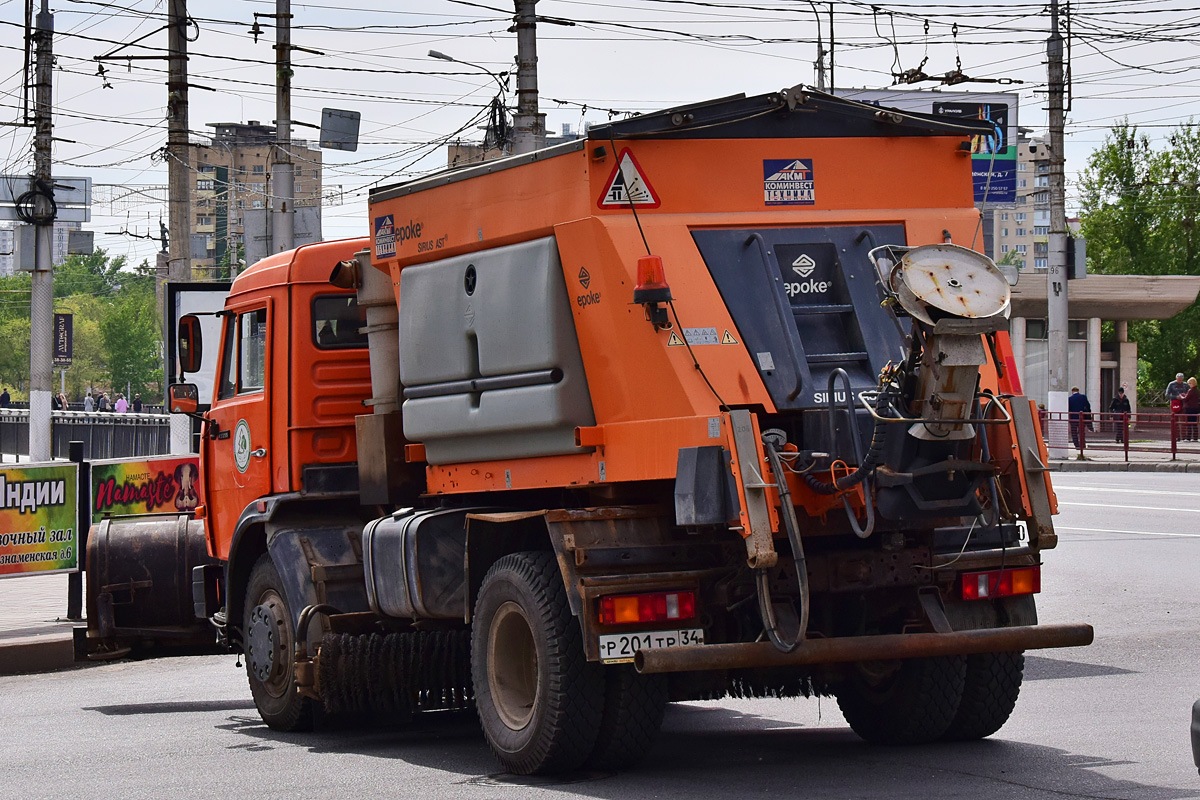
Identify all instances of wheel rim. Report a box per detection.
[488,600,539,730]
[247,590,291,699]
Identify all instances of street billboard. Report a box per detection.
[835,89,1020,205]
[0,463,79,578]
[90,455,201,524]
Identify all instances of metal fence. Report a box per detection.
[1041,410,1200,461]
[0,409,171,460]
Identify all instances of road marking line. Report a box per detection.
[1055,486,1200,499]
[1059,501,1200,514]
[1057,525,1200,538]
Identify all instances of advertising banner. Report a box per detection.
[90,455,201,524]
[0,463,79,578]
[54,312,73,366]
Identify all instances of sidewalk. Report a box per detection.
[0,572,82,675]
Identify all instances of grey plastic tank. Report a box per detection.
[398,236,595,464]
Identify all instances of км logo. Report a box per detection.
[763,159,815,206]
[374,215,423,258]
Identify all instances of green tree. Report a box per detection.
[1078,121,1200,401]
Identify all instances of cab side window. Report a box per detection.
[313,295,367,349]
[217,308,267,399]
[239,309,267,393]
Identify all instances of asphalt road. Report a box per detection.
[4,471,1200,799]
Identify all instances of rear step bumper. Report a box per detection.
[634,623,1094,674]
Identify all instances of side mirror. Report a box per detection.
[168,383,199,414]
[178,314,203,375]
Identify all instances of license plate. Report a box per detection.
[598,628,704,664]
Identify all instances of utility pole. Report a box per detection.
[28,0,54,462]
[1046,0,1070,457]
[272,0,294,253]
[167,0,192,455]
[807,2,825,91]
[512,0,545,154]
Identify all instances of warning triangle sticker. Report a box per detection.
[598,149,661,209]
[721,329,738,344]
[667,331,685,346]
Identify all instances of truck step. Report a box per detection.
[806,351,870,364]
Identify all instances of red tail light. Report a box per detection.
[961,566,1041,600]
[598,590,696,626]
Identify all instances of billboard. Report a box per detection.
[90,455,202,524]
[835,89,1019,205]
[0,463,79,578]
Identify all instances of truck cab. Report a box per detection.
[199,239,371,561]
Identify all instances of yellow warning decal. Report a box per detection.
[722,329,739,344]
[667,331,685,346]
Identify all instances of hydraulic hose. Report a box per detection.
[804,391,892,495]
[756,441,811,653]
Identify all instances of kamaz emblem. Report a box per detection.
[792,254,816,277]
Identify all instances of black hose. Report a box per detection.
[804,392,892,495]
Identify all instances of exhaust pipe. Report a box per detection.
[634,623,1094,674]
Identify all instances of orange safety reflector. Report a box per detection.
[961,566,1041,601]
[598,590,696,626]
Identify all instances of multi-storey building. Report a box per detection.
[188,122,323,274]
[991,135,1051,271]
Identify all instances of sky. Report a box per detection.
[1,0,1198,269]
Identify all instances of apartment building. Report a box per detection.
[188,122,323,274]
[991,135,1051,270]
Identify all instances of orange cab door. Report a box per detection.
[203,300,273,560]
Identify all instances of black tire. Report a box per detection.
[244,554,314,732]
[585,666,668,770]
[836,655,966,745]
[941,651,1024,741]
[471,552,604,775]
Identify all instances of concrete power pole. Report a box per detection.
[512,0,545,155]
[272,0,294,253]
[167,0,193,454]
[1046,0,1070,457]
[28,0,54,462]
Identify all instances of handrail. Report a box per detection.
[743,233,805,402]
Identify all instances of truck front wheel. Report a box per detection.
[836,655,966,744]
[471,552,604,774]
[244,554,314,732]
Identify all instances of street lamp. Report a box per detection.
[429,50,511,154]
[428,50,509,96]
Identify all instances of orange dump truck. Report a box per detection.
[89,87,1091,774]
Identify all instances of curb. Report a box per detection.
[1050,460,1200,473]
[0,631,77,676]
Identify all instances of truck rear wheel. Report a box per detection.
[836,655,966,745]
[585,665,668,770]
[941,651,1024,740]
[471,552,604,775]
[244,554,314,732]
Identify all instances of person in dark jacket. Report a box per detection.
[1185,378,1200,441]
[1109,386,1131,442]
[0,388,9,408]
[1068,386,1092,448]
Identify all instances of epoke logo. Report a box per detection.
[578,266,591,289]
[792,254,816,278]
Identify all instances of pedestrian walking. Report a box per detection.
[1068,386,1092,448]
[114,393,128,414]
[1185,378,1200,441]
[132,393,142,413]
[1109,386,1131,442]
[0,388,9,408]
[96,392,109,412]
[83,390,94,412]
